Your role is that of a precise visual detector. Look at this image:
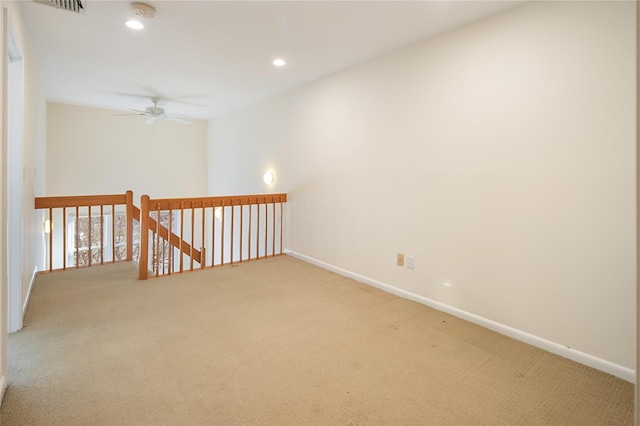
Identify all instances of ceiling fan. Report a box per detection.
[113,98,192,125]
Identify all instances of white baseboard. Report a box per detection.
[0,375,6,405]
[23,266,37,318]
[284,249,636,384]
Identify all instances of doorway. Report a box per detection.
[5,11,24,333]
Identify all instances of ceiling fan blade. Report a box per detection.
[164,112,190,119]
[166,116,192,125]
[145,116,158,125]
[113,91,207,107]
[110,113,146,116]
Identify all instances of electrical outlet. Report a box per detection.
[406,255,414,269]
[397,253,404,266]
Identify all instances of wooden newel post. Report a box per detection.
[139,194,150,280]
[125,190,134,261]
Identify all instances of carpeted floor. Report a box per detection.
[0,256,634,425]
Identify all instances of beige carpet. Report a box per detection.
[0,256,633,425]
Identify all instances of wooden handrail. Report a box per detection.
[144,194,287,211]
[35,190,136,271]
[132,205,140,220]
[35,193,128,209]
[139,193,287,280]
[35,190,286,280]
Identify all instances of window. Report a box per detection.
[67,211,140,266]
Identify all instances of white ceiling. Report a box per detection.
[17,0,525,120]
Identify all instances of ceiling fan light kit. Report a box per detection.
[126,2,155,30]
[131,2,155,19]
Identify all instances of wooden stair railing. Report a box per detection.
[132,204,203,266]
[139,193,287,280]
[35,191,135,272]
[35,190,287,279]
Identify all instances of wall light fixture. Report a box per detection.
[263,171,275,185]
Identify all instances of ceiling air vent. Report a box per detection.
[34,0,85,14]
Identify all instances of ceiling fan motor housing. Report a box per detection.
[145,106,164,115]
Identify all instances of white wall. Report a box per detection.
[16,4,46,312]
[635,1,640,425]
[636,2,639,420]
[0,0,47,399]
[47,103,208,199]
[0,0,6,401]
[209,1,636,377]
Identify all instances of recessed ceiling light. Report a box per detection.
[272,58,286,67]
[126,20,144,30]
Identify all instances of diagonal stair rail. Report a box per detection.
[132,204,203,266]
